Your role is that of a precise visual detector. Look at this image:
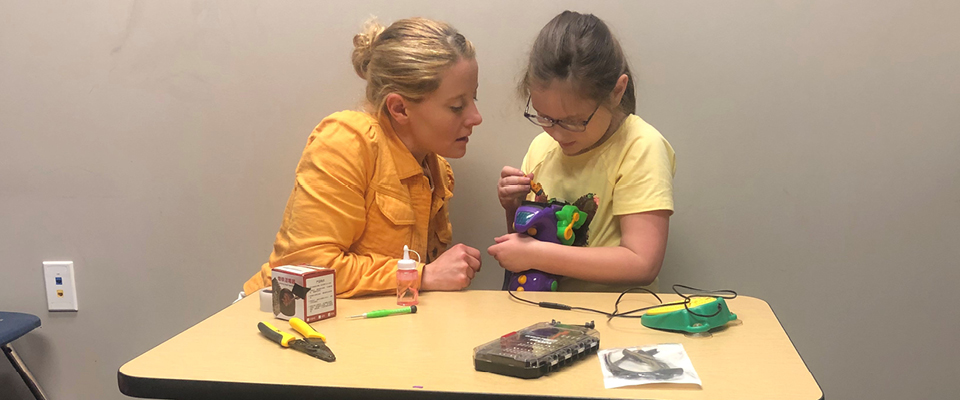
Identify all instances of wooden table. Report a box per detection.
[118,290,822,399]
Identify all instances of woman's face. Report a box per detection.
[404,58,482,160]
[529,79,616,156]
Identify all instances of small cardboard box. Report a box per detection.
[270,265,336,322]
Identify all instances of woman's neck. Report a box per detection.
[388,117,428,164]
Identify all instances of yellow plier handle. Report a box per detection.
[258,321,296,347]
[290,317,327,342]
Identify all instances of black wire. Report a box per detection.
[673,284,737,299]
[672,284,738,318]
[508,287,667,318]
[613,287,662,315]
[507,290,614,316]
[507,284,738,320]
[604,350,684,379]
[507,290,539,306]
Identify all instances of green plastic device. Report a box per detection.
[640,297,737,333]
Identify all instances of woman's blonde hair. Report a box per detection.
[352,17,475,117]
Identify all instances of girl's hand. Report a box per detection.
[497,166,533,212]
[487,233,544,273]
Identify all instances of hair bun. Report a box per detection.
[352,19,385,79]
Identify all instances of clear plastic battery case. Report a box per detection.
[473,321,600,378]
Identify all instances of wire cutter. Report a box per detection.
[258,317,336,362]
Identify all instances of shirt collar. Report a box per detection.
[374,114,454,202]
[424,153,454,202]
[377,114,424,180]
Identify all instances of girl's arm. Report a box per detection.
[491,210,670,286]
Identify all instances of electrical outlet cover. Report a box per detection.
[43,261,78,311]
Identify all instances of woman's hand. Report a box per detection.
[487,233,544,273]
[421,243,482,291]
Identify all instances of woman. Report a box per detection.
[243,17,483,298]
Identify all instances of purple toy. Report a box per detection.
[508,202,564,291]
[514,202,563,244]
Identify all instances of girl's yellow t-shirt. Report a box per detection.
[521,114,676,292]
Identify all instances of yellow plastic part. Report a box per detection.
[563,212,580,240]
[645,297,718,316]
[527,227,538,236]
[290,317,326,342]
[261,321,296,347]
[516,286,525,291]
[518,275,527,285]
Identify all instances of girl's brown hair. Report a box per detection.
[520,11,636,115]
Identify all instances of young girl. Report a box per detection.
[489,11,675,292]
[243,17,483,298]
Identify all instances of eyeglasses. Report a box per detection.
[523,96,601,132]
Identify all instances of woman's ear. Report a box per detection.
[385,93,409,124]
[610,74,629,107]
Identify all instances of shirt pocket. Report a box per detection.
[375,191,416,226]
[353,190,415,256]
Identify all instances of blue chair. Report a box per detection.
[1,312,48,400]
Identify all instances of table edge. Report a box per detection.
[118,368,613,400]
[116,292,824,400]
[764,300,825,400]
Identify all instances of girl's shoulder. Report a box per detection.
[521,131,561,173]
[619,115,666,144]
[616,115,674,156]
[526,131,560,158]
[615,116,676,179]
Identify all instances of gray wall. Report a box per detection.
[2,1,958,399]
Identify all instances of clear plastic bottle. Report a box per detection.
[397,245,420,306]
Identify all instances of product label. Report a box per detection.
[306,273,335,315]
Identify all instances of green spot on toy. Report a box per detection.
[555,205,587,245]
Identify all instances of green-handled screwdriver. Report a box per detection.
[349,305,417,319]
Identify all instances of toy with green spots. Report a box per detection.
[508,201,589,291]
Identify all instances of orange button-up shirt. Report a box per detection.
[243,111,454,298]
